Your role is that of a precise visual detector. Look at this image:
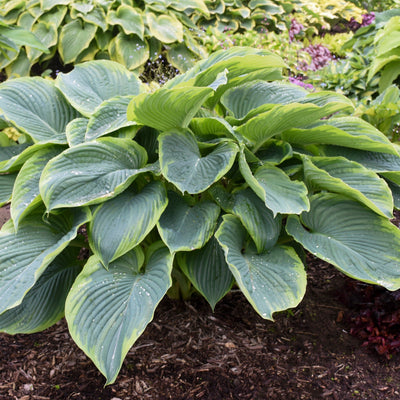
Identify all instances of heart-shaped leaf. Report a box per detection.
[215,214,306,319]
[146,12,183,43]
[157,191,220,253]
[159,129,238,194]
[107,5,144,38]
[56,60,144,116]
[109,33,149,71]
[59,19,97,64]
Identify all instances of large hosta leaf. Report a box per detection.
[11,146,62,229]
[109,33,149,71]
[215,215,306,319]
[178,236,234,310]
[89,181,168,267]
[0,207,90,314]
[0,78,79,143]
[146,12,183,43]
[323,145,400,172]
[157,191,220,253]
[239,152,309,215]
[65,245,173,384]
[286,193,400,290]
[159,130,238,194]
[40,138,147,210]
[0,247,81,334]
[302,156,393,218]
[127,87,214,131]
[85,96,136,141]
[107,5,144,38]
[231,188,282,253]
[236,102,354,151]
[165,47,285,89]
[59,19,97,64]
[221,80,308,120]
[55,60,143,117]
[282,117,397,155]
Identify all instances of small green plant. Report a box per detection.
[367,15,400,92]
[1,48,400,385]
[355,85,400,141]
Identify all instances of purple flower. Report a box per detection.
[302,44,332,71]
[289,19,304,42]
[361,12,375,27]
[289,76,314,91]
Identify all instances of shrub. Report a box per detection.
[0,0,210,78]
[1,48,400,384]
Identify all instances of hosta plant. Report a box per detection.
[0,0,210,78]
[2,48,400,384]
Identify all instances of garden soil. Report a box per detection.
[1,205,400,400]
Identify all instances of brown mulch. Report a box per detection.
[1,207,400,399]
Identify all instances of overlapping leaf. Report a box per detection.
[11,146,62,229]
[127,87,214,131]
[65,245,173,384]
[216,215,306,319]
[0,207,90,314]
[282,117,397,155]
[55,60,143,116]
[286,193,400,290]
[239,151,309,215]
[231,188,282,253]
[0,78,79,143]
[178,236,234,310]
[302,156,393,218]
[157,191,220,253]
[159,129,238,194]
[85,96,136,141]
[40,138,147,210]
[89,181,168,267]
[0,247,82,334]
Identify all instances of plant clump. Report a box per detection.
[1,47,400,384]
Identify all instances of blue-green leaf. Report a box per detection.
[89,181,168,267]
[65,244,173,384]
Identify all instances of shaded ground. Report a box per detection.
[1,206,400,399]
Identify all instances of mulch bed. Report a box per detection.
[1,207,400,399]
